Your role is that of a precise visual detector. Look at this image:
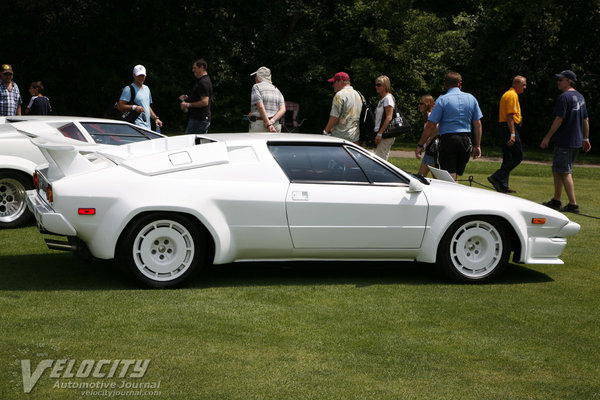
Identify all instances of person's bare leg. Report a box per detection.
[552,172,562,201]
[560,172,576,205]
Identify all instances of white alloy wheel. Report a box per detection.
[131,219,196,284]
[439,218,510,282]
[0,171,33,229]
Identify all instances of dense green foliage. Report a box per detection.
[5,0,599,151]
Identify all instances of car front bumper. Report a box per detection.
[26,189,77,236]
[524,220,580,264]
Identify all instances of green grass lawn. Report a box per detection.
[392,139,600,165]
[1,160,599,399]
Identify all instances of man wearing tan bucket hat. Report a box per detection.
[248,66,286,133]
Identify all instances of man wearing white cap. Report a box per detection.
[248,66,285,132]
[117,64,162,131]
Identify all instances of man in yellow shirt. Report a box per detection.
[488,75,527,193]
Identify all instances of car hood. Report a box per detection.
[422,176,578,232]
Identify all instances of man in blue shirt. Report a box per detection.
[117,65,162,131]
[540,70,591,214]
[416,72,483,181]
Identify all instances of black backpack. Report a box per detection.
[104,84,137,123]
[357,91,376,146]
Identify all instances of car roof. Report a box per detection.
[0,115,132,124]
[201,132,349,145]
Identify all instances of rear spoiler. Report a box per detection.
[30,139,105,180]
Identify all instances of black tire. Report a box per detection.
[0,169,34,229]
[118,213,205,288]
[437,217,510,283]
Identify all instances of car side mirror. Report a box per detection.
[407,179,423,193]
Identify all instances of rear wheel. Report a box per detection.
[0,170,33,229]
[438,217,510,283]
[119,213,205,288]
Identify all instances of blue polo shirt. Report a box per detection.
[428,87,483,135]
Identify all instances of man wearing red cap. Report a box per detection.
[322,72,362,143]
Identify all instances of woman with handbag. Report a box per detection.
[373,75,397,160]
[417,95,439,177]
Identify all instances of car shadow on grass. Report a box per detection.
[0,253,552,291]
[191,260,553,289]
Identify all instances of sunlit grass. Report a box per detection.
[1,159,599,399]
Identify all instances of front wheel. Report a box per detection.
[0,170,33,229]
[438,217,510,283]
[119,213,205,288]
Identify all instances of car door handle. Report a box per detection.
[291,191,309,201]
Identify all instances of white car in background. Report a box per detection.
[0,116,163,229]
[26,133,580,288]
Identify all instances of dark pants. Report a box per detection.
[439,133,472,175]
[492,122,523,189]
[185,117,210,134]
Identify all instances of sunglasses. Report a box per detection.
[375,83,382,87]
[2,72,13,76]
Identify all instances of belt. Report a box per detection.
[441,132,469,137]
[248,115,275,122]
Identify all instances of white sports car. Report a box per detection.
[0,116,163,228]
[26,133,580,287]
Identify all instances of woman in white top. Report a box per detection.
[373,75,396,160]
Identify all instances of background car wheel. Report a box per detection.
[119,213,205,288]
[0,170,33,229]
[438,217,510,283]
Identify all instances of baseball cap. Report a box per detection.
[133,64,147,76]
[1,64,14,74]
[327,72,350,83]
[555,70,576,82]
[250,66,272,83]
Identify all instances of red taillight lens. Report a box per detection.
[46,185,53,203]
[33,171,39,189]
[78,208,96,215]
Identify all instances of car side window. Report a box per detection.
[347,148,408,184]
[269,144,369,183]
[57,123,87,142]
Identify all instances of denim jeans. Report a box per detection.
[185,117,210,134]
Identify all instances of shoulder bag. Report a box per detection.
[382,105,411,138]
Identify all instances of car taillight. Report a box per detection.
[532,218,546,224]
[33,171,39,189]
[46,185,53,203]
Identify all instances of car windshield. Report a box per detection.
[69,122,161,145]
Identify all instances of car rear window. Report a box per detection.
[81,122,162,145]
